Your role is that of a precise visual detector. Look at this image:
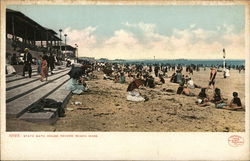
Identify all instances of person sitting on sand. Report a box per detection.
[177,83,195,96]
[170,72,177,83]
[65,65,89,94]
[103,73,113,80]
[136,72,142,79]
[155,74,165,85]
[147,76,155,88]
[159,74,165,84]
[186,77,201,89]
[211,88,227,108]
[126,79,147,102]
[114,73,120,83]
[176,68,183,84]
[196,88,210,107]
[182,84,195,96]
[119,72,126,84]
[176,83,184,94]
[223,92,243,110]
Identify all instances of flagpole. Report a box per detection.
[223,48,226,71]
[223,48,226,78]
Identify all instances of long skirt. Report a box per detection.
[65,78,88,94]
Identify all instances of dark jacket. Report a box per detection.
[48,55,55,65]
[23,52,32,63]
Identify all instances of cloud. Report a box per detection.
[123,21,156,33]
[64,26,97,48]
[104,29,138,47]
[65,23,245,60]
[189,24,196,28]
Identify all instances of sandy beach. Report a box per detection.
[6,67,245,132]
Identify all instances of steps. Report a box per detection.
[6,66,72,124]
[6,67,67,83]
[6,68,69,91]
[19,83,71,124]
[6,70,69,102]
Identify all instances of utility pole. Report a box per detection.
[64,34,67,57]
[59,29,62,53]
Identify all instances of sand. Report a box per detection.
[6,67,246,132]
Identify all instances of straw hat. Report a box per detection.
[24,48,29,52]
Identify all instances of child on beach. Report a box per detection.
[224,92,243,110]
[211,88,227,108]
[196,88,210,107]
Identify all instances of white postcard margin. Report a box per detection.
[0,0,249,160]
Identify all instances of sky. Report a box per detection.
[7,5,245,60]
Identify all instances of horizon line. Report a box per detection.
[94,58,245,61]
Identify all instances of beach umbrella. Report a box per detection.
[134,79,145,87]
[127,79,145,91]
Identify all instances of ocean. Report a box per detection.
[122,59,245,66]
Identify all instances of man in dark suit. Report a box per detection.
[22,48,33,78]
[48,53,55,74]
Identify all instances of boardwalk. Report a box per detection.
[6,65,71,123]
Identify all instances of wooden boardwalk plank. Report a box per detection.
[6,68,69,90]
[6,74,70,118]
[6,70,70,102]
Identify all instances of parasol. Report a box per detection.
[127,79,145,92]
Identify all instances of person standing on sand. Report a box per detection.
[154,65,159,77]
[209,67,217,89]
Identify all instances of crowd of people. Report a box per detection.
[19,48,56,81]
[62,61,244,111]
[5,47,245,111]
[6,48,60,80]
